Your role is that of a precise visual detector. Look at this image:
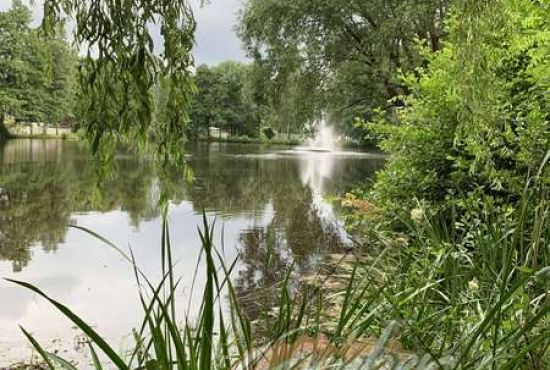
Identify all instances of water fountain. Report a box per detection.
[292,118,338,153]
[306,118,337,152]
[281,117,379,158]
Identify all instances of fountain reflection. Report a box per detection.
[299,151,336,195]
[0,140,384,271]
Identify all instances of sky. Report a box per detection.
[0,0,248,65]
[192,0,248,65]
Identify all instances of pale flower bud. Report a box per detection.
[410,208,424,223]
[468,278,480,292]
[394,237,409,248]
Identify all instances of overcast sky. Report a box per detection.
[0,0,248,65]
[193,0,248,65]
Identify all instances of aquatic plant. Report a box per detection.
[359,164,550,369]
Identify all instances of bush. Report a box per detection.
[262,127,276,140]
[364,0,550,224]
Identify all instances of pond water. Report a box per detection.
[0,139,384,365]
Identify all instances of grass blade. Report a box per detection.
[8,279,129,370]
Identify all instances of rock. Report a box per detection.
[326,253,357,264]
[322,279,346,290]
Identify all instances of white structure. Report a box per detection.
[209,127,229,139]
[9,122,72,137]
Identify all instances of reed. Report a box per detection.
[7,172,550,369]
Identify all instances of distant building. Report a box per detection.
[209,127,229,139]
[8,122,72,137]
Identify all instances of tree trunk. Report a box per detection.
[286,122,291,140]
[0,113,10,140]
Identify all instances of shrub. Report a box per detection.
[363,0,550,224]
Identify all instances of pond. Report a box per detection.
[0,139,384,365]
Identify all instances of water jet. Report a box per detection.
[294,118,338,153]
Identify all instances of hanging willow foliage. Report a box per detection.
[40,0,196,164]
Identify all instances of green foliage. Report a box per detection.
[184,61,314,142]
[0,0,33,119]
[0,1,77,127]
[238,0,454,141]
[187,62,259,138]
[40,0,196,163]
[367,0,550,221]
[43,24,78,127]
[10,214,460,370]
[361,177,550,369]
[11,197,550,369]
[337,4,550,368]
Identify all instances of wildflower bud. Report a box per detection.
[410,208,424,223]
[468,278,480,292]
[341,199,353,208]
[395,236,409,248]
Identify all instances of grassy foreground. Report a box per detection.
[6,173,550,369]
[4,215,445,370]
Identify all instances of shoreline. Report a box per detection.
[195,136,301,146]
[193,137,378,151]
[7,134,79,140]
[1,136,382,154]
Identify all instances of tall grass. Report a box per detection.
[6,168,550,370]
[6,210,459,370]
[358,163,550,369]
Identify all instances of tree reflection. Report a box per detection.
[232,187,349,322]
[0,140,384,274]
[0,140,187,271]
[193,148,386,324]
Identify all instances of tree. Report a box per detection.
[0,1,78,137]
[270,68,322,138]
[0,0,34,134]
[1,0,197,161]
[213,61,258,136]
[238,0,453,136]
[188,62,259,138]
[189,65,217,136]
[17,29,49,123]
[40,0,196,162]
[43,24,78,132]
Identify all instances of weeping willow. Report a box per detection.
[41,0,197,163]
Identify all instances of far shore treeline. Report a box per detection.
[0,1,78,137]
[0,1,365,144]
[0,1,375,144]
